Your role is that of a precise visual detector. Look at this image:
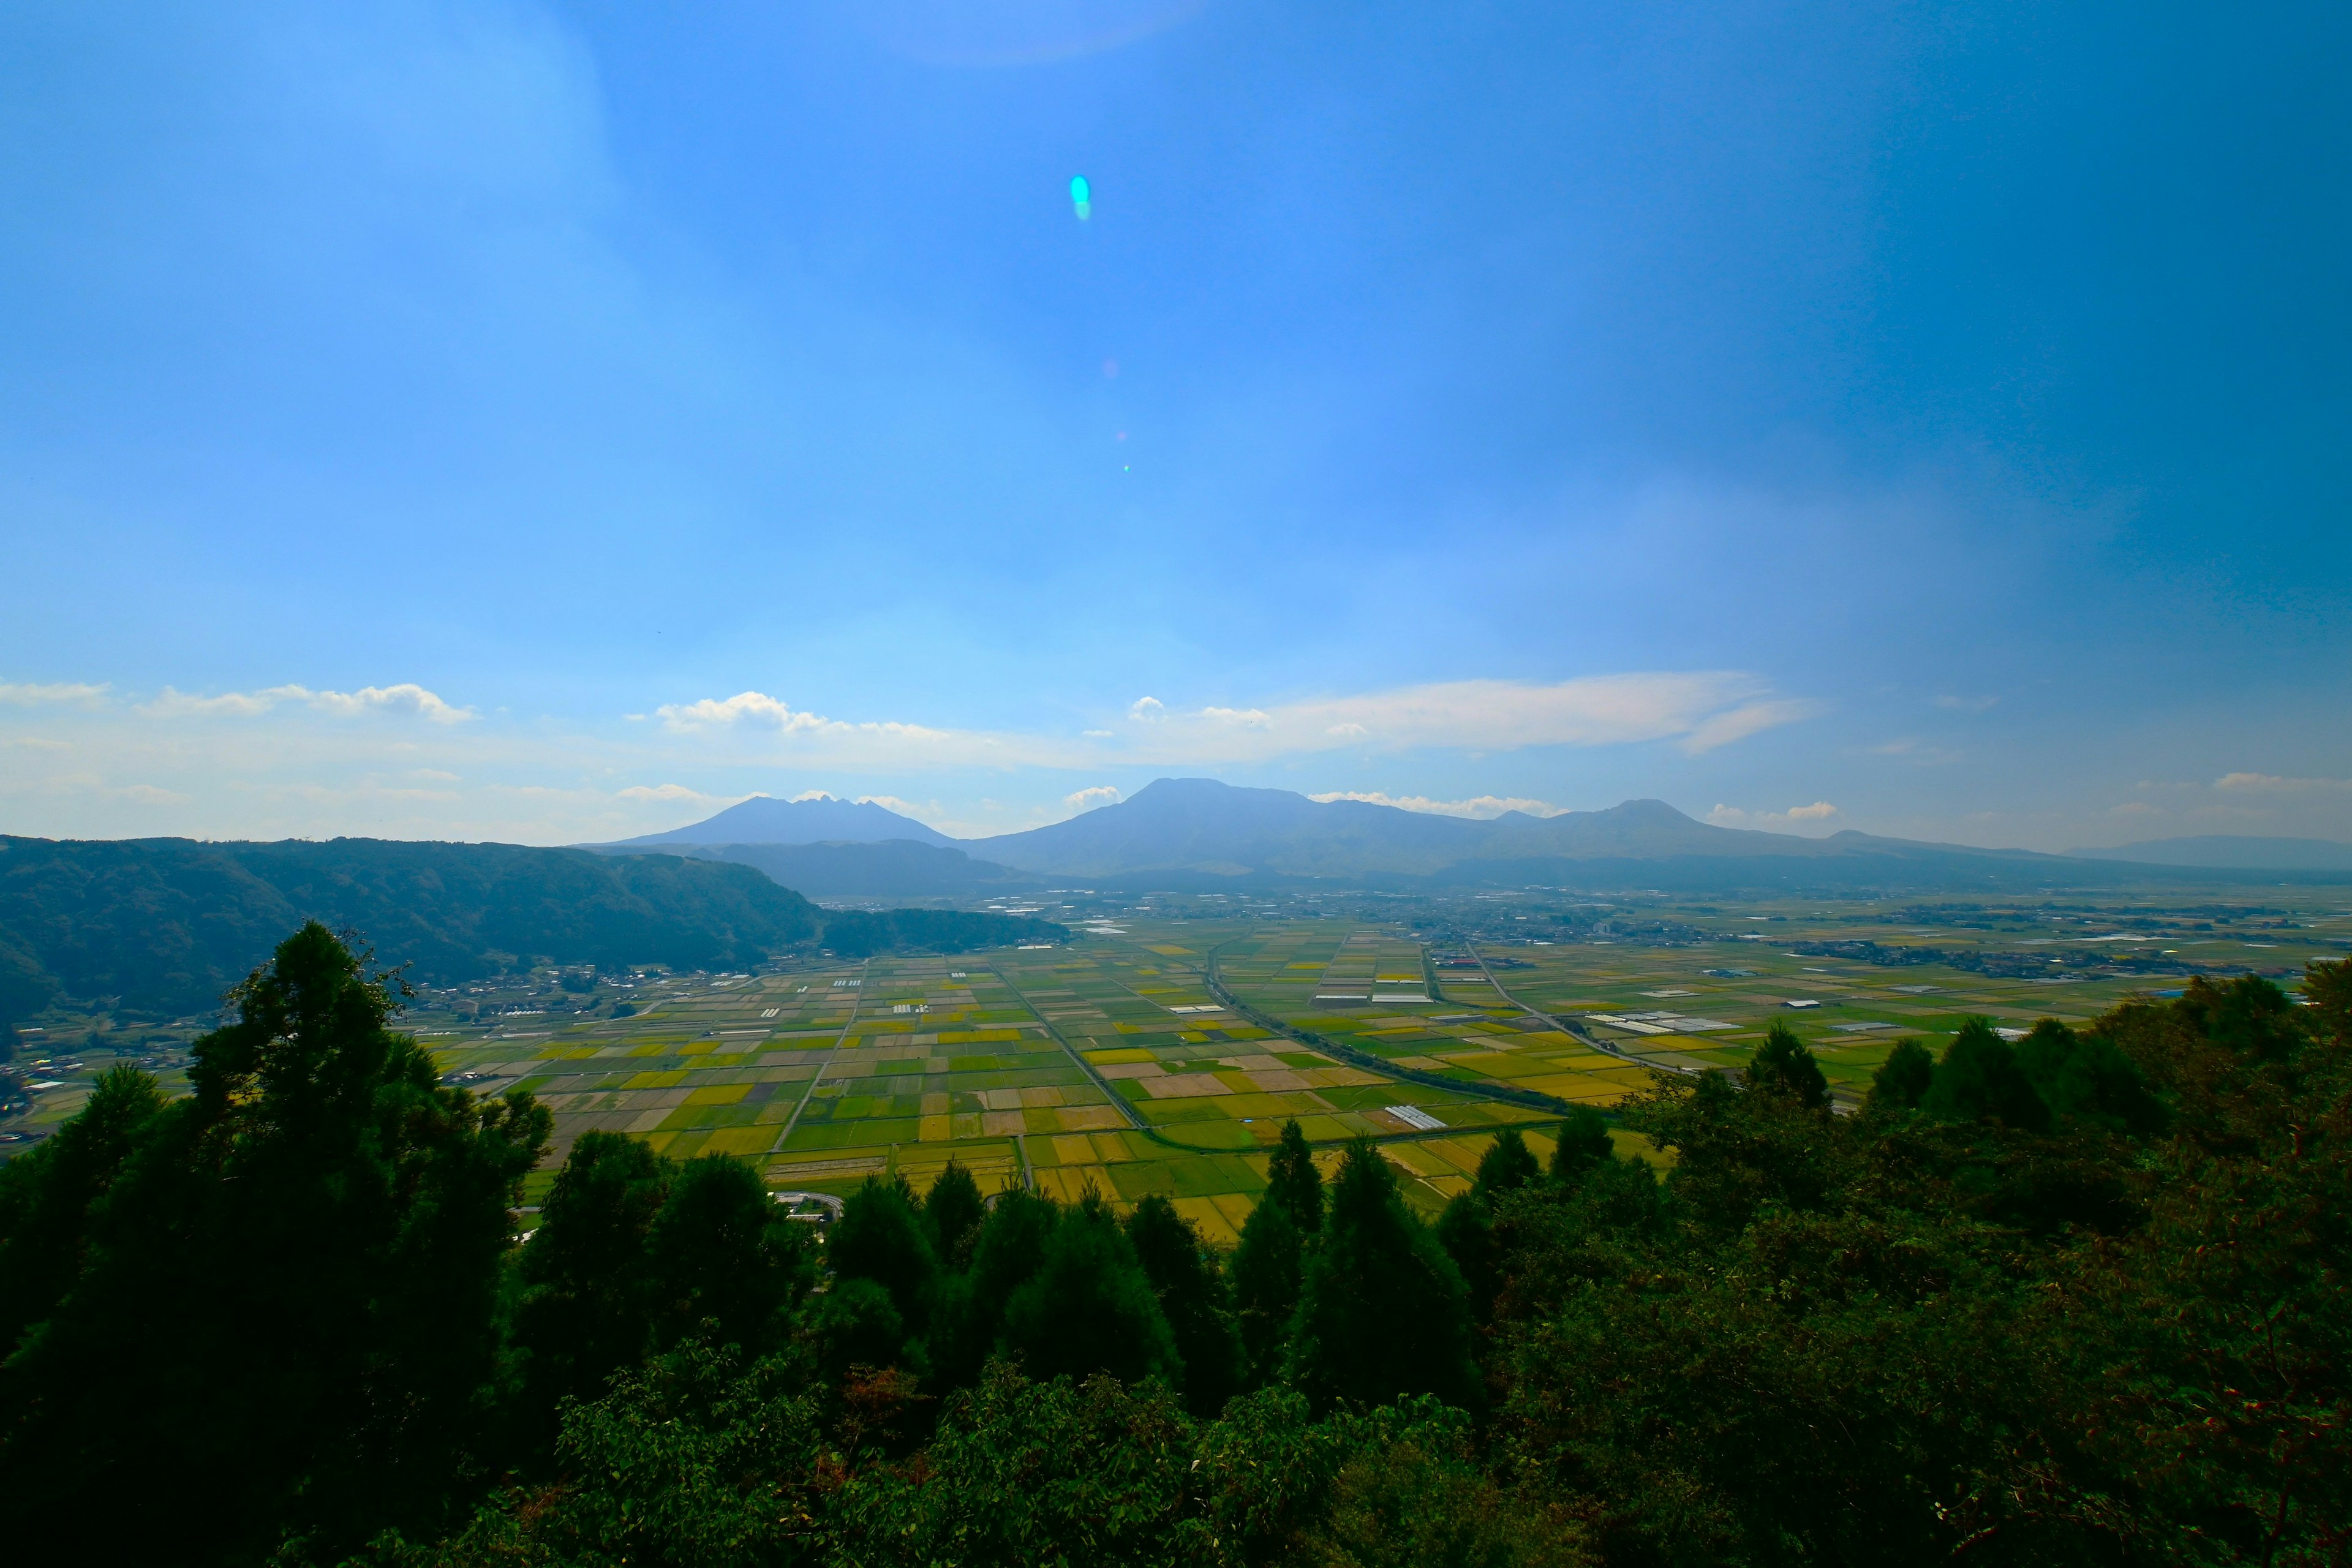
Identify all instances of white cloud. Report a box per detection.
[115,783,191,806]
[310,684,475,722]
[652,690,947,746]
[4,737,71,751]
[1677,698,1822,755]
[655,692,824,731]
[2215,772,2352,793]
[0,679,108,707]
[138,682,476,723]
[1064,785,1123,813]
[1308,791,1565,820]
[616,783,737,804]
[1708,801,1841,832]
[1136,674,1812,762]
[643,671,1815,772]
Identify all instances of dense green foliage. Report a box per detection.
[4,921,2346,1566]
[1745,1019,1831,1109]
[0,922,553,1562]
[816,905,1069,959]
[0,836,1064,1022]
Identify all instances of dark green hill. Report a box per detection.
[818,907,1063,959]
[659,839,1040,898]
[0,837,826,1021]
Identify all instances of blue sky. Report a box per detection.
[2,0,2346,850]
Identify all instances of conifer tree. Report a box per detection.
[1230,1194,1305,1390]
[827,1172,940,1332]
[1747,1020,1832,1110]
[0,1064,164,1355]
[0,922,549,1563]
[925,1158,986,1268]
[1472,1125,1540,1198]
[1435,1191,1500,1327]
[1549,1104,1614,1182]
[1001,1188,1177,1386]
[647,1153,813,1349]
[1287,1141,1476,1411]
[1867,1037,1936,1114]
[929,1185,1058,1389]
[1126,1193,1245,1415]
[1924,1019,2052,1131]
[517,1130,674,1438]
[1265,1118,1324,1232]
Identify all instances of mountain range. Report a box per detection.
[610,778,2352,892]
[968,780,2075,889]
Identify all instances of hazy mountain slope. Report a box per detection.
[965,777,2272,891]
[2066,834,2352,870]
[974,778,1487,876]
[677,840,1041,898]
[599,794,956,849]
[0,837,825,1021]
[1473,798,1831,860]
[973,778,1936,878]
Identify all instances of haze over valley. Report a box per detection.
[2,4,2346,1564]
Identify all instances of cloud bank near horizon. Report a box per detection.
[644,673,1815,769]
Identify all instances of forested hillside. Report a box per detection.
[0,839,1064,1023]
[2,921,2342,1566]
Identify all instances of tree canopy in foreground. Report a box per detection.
[2,922,2345,1567]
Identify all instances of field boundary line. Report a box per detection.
[765,957,873,1158]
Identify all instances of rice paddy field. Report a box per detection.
[10,885,2346,1237]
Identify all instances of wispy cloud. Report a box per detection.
[0,679,108,707]
[644,672,1814,769]
[138,682,477,723]
[2215,771,2352,793]
[1677,698,1822,755]
[1308,791,1565,820]
[1707,801,1841,832]
[616,783,739,805]
[1228,675,1795,757]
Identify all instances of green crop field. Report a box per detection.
[396,888,2328,1235]
[14,883,2343,1246]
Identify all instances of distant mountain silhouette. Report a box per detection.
[597,794,956,850]
[965,778,2344,891]
[2066,834,2352,871]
